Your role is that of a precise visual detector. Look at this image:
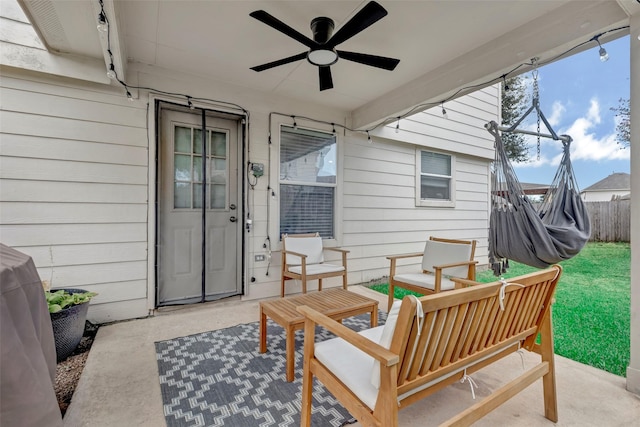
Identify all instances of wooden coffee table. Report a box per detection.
[259,288,379,382]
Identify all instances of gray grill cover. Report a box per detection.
[486,122,591,274]
[1,244,63,426]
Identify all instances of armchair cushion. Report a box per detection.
[393,273,457,291]
[421,240,473,277]
[283,236,324,265]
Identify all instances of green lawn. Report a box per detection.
[369,242,631,377]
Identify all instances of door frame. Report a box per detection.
[147,97,247,309]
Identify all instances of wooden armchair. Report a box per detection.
[280,233,349,297]
[386,236,478,310]
[297,265,562,427]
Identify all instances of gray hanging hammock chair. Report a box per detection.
[485,119,591,275]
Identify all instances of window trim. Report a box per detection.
[415,148,456,208]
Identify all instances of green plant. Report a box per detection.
[45,289,98,314]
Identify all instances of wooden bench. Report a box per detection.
[297,265,562,427]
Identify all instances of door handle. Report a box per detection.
[229,216,237,222]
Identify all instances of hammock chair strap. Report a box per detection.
[487,121,591,275]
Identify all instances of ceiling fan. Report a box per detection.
[249,1,400,91]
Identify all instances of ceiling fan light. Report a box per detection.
[307,49,339,66]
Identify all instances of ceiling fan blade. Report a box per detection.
[250,10,319,49]
[319,67,333,91]
[326,1,387,48]
[251,52,308,72]
[337,50,400,70]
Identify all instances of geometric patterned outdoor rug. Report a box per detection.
[155,312,386,427]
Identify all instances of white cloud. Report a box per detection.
[513,97,628,169]
[547,101,565,127]
[562,98,628,162]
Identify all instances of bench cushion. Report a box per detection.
[315,326,384,410]
[288,263,344,275]
[371,300,402,389]
[394,273,456,291]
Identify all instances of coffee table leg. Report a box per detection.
[286,326,295,382]
[371,305,378,327]
[259,308,267,353]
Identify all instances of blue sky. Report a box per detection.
[511,35,630,189]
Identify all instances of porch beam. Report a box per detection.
[351,0,629,130]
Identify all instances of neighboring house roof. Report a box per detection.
[520,182,550,196]
[581,173,631,193]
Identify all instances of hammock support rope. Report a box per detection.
[486,120,591,275]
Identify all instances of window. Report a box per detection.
[416,149,455,207]
[279,126,337,238]
[173,125,228,210]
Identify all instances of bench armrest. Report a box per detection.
[297,305,399,367]
[450,277,482,288]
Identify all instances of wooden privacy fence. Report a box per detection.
[585,200,631,242]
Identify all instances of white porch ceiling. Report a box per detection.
[18,0,631,128]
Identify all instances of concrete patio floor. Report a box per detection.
[64,285,640,426]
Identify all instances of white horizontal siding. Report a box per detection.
[13,242,148,268]
[0,110,147,146]
[0,73,149,323]
[87,299,149,324]
[341,90,493,285]
[1,180,147,204]
[375,86,498,160]
[1,134,147,166]
[1,202,147,224]
[1,223,147,246]
[38,261,147,288]
[1,157,147,184]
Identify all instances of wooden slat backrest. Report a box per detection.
[390,266,561,395]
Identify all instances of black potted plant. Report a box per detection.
[45,288,97,362]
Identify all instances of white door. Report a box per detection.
[158,108,241,305]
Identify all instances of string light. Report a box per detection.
[106,63,116,79]
[593,35,609,62]
[590,34,609,62]
[94,0,626,144]
[187,96,194,109]
[97,11,107,32]
[502,75,510,92]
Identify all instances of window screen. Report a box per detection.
[280,126,336,238]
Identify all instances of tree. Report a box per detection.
[610,98,630,148]
[501,76,531,163]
